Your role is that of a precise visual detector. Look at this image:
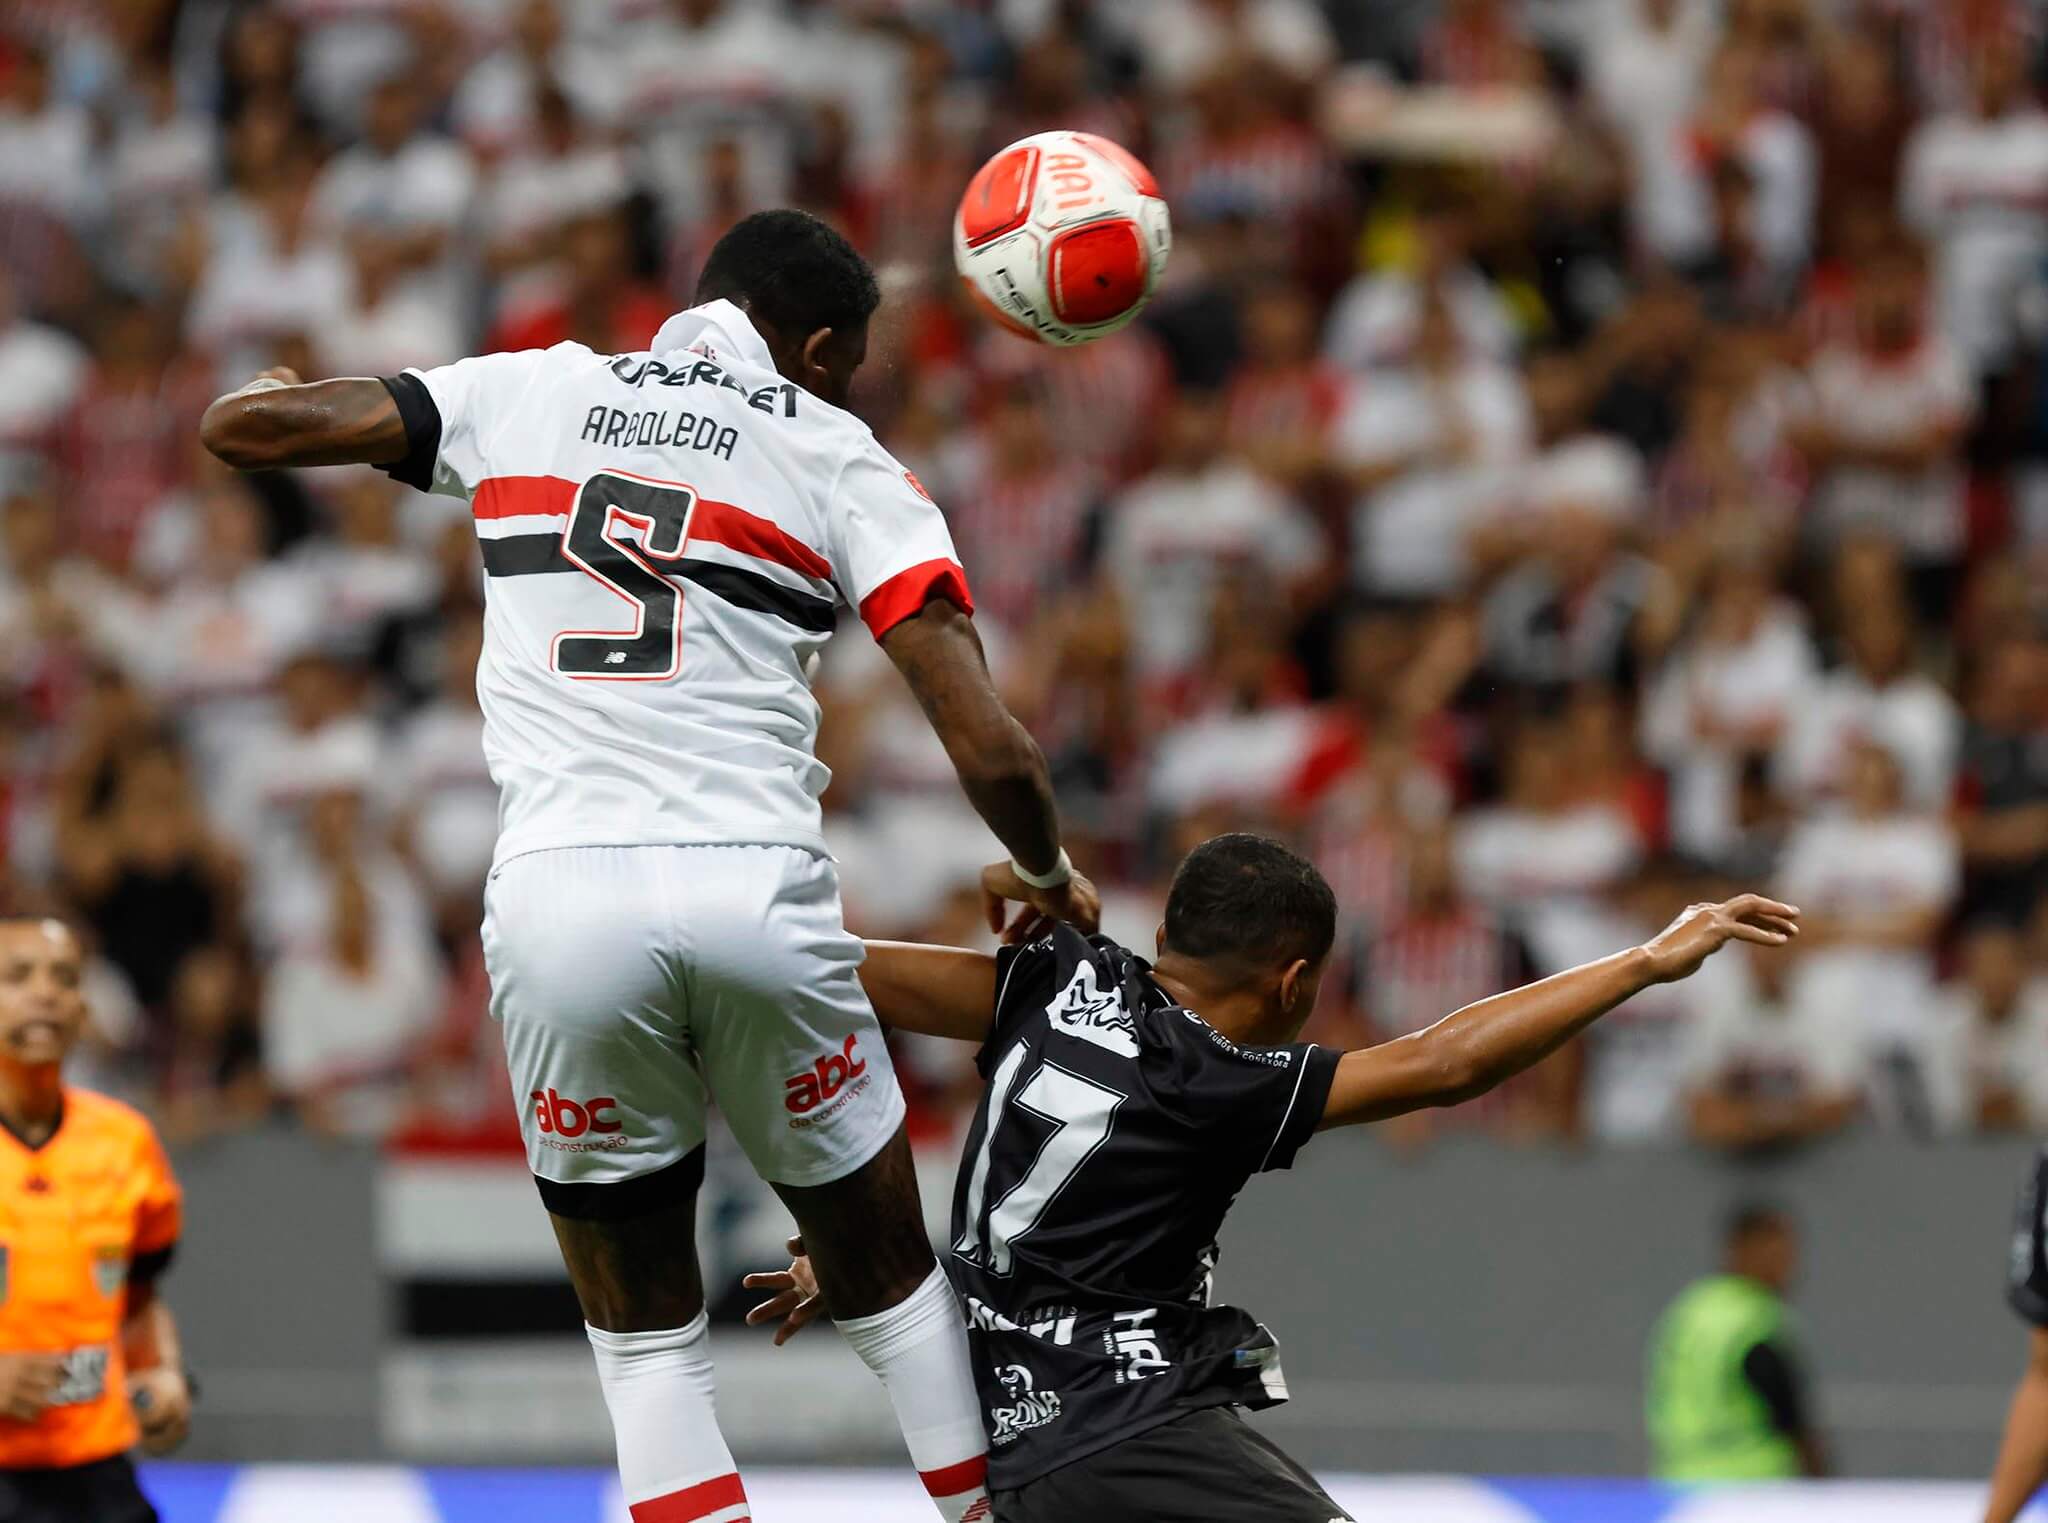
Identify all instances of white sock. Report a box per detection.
[834,1266,993,1522]
[587,1316,750,1523]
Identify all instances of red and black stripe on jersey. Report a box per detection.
[471,475,841,636]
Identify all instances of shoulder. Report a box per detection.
[827,411,920,484]
[64,1087,165,1153]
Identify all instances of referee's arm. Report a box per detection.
[1986,1329,2048,1523]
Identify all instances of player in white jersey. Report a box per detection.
[200,210,1098,1523]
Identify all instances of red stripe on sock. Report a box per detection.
[919,1455,989,1498]
[629,1473,749,1522]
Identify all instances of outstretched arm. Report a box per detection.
[881,601,1099,940]
[1987,1329,2048,1523]
[857,941,998,1043]
[199,368,410,472]
[1319,896,1800,1128]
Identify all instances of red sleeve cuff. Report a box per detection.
[859,558,974,641]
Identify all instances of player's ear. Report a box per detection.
[799,327,836,384]
[1278,958,1309,1013]
[1153,923,1166,959]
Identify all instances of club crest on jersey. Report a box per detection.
[1048,961,1137,1057]
[91,1247,126,1299]
[988,1362,1063,1446]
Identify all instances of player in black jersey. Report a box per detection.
[1985,1149,2048,1523]
[747,834,1799,1521]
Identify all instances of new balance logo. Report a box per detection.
[785,1033,869,1115]
[530,1088,621,1137]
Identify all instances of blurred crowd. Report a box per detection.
[4,0,2048,1159]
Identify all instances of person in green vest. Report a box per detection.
[1646,1203,1827,1480]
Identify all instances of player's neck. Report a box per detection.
[1151,958,1273,1046]
[0,1061,63,1145]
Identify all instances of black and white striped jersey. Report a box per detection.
[949,924,1340,1490]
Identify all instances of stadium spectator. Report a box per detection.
[1644,546,1817,866]
[1779,582,1959,810]
[1482,435,1667,695]
[257,782,438,1139]
[1957,635,2048,926]
[1335,282,1530,598]
[54,738,240,1029]
[1927,921,2048,1134]
[1789,240,1974,618]
[1776,738,1959,1132]
[1901,40,2048,377]
[1346,822,1541,1140]
[1457,711,1645,915]
[1103,390,1322,689]
[931,373,1101,637]
[1681,941,1863,1152]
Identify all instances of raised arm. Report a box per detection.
[880,600,1098,939]
[1319,896,1800,1128]
[199,368,410,472]
[858,940,999,1043]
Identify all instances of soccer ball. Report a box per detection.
[953,131,1172,347]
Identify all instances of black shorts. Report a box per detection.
[992,1407,1353,1523]
[0,1454,158,1523]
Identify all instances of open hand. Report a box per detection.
[1641,895,1800,984]
[742,1237,823,1347]
[980,860,1101,946]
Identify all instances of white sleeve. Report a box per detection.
[401,348,552,498]
[826,439,973,641]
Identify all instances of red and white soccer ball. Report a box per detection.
[953,130,1172,347]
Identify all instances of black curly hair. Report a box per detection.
[694,209,880,339]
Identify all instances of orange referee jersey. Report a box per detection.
[0,1087,181,1470]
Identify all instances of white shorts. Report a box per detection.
[482,844,905,1196]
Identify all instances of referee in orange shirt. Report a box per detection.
[0,916,192,1522]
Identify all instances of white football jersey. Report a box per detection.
[396,300,971,865]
